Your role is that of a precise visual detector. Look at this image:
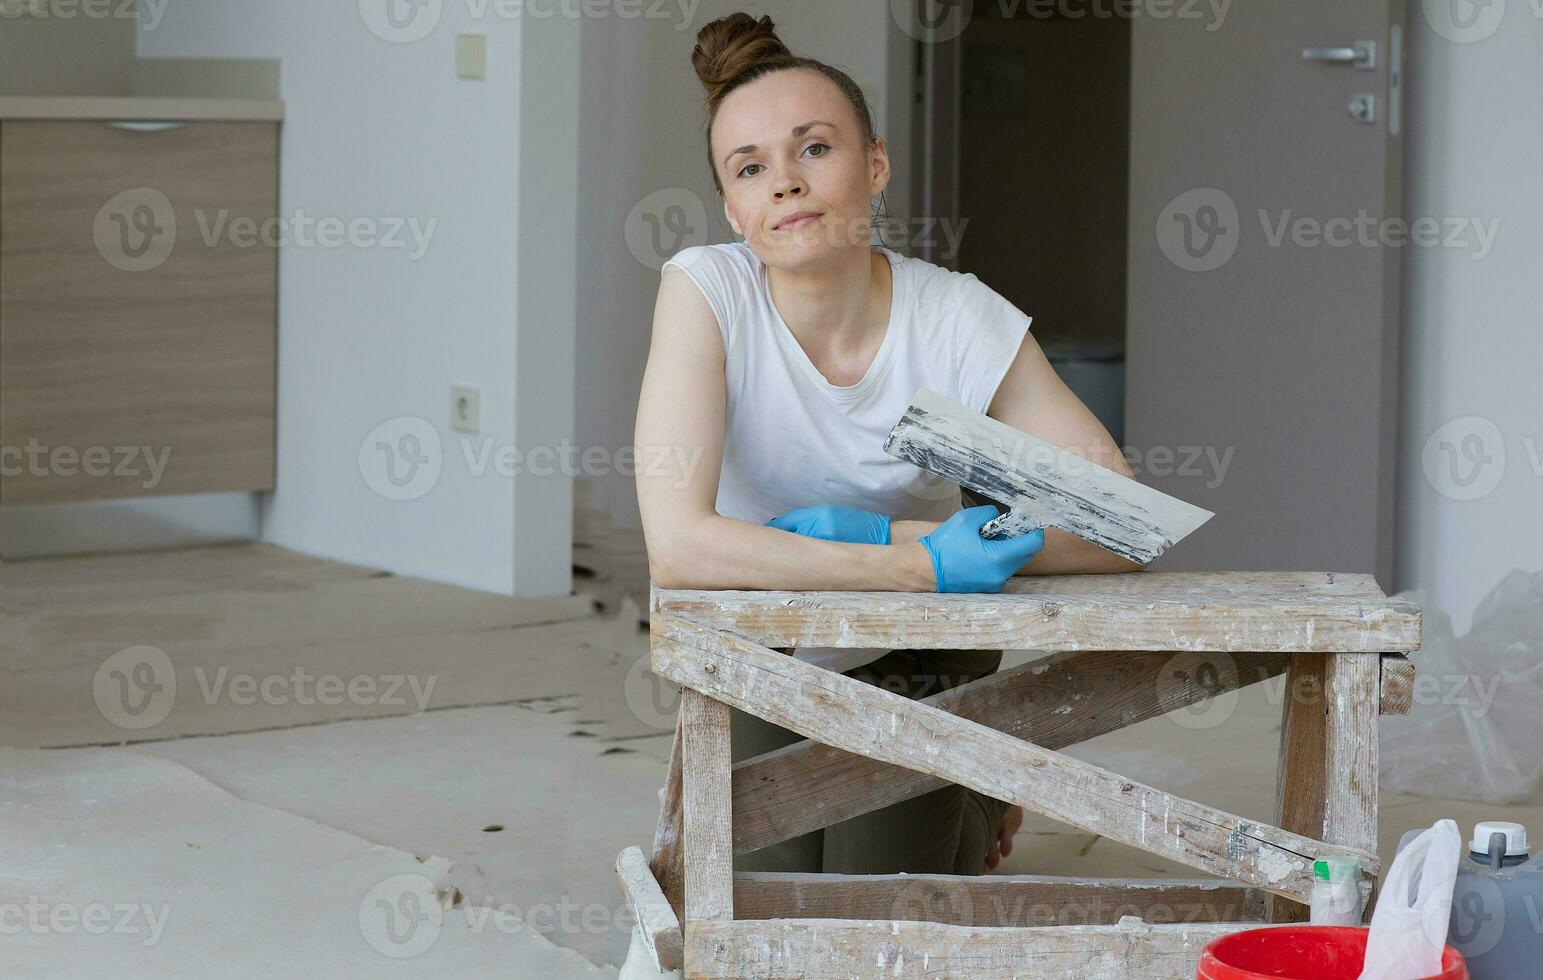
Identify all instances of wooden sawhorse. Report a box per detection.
[616,571,1419,979]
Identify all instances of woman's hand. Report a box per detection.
[765,505,891,546]
[983,804,1023,872]
[918,505,1045,593]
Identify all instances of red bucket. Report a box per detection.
[1197,926,1468,980]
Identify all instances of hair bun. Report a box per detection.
[692,12,792,107]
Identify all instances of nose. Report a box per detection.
[772,173,804,200]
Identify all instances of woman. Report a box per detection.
[633,9,1141,907]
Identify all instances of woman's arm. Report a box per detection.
[636,268,935,592]
[893,333,1144,576]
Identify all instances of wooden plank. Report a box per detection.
[1269,653,1328,924]
[1268,653,1380,923]
[884,387,1213,561]
[615,845,683,972]
[680,688,734,923]
[649,710,685,914]
[734,648,1292,853]
[685,917,1274,979]
[1379,653,1415,716]
[652,615,1375,903]
[651,570,1422,653]
[1325,654,1380,921]
[732,872,1267,927]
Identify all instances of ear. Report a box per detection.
[868,136,892,198]
[723,198,742,238]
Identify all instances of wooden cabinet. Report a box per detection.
[0,120,277,504]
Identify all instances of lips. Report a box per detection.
[775,211,822,231]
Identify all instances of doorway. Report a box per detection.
[912,1,1130,445]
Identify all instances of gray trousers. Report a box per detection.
[729,647,1012,875]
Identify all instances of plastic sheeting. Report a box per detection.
[1382,568,1543,804]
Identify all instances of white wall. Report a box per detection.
[574,0,912,529]
[1395,6,1543,632]
[139,2,578,596]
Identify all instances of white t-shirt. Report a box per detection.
[661,240,1032,672]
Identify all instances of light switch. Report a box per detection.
[457,34,487,80]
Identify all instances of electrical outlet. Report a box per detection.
[451,385,481,433]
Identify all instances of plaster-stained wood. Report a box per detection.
[652,570,1421,653]
[731,872,1267,927]
[652,614,1376,903]
[685,917,1276,979]
[884,387,1213,561]
[680,690,734,924]
[615,845,682,971]
[733,648,1293,853]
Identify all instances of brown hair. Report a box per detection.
[690,12,880,200]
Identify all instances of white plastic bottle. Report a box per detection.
[1309,856,1363,926]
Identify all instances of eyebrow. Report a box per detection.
[723,120,835,168]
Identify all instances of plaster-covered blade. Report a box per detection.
[883,387,1213,564]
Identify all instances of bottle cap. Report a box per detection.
[1471,821,1528,856]
[1313,856,1361,882]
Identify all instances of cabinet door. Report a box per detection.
[0,120,277,504]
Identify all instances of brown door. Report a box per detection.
[1126,3,1407,585]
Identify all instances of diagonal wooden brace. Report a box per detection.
[733,646,1294,853]
[652,613,1376,903]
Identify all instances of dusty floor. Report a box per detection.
[3,501,1539,977]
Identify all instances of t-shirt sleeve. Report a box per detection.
[661,245,737,348]
[953,273,1033,415]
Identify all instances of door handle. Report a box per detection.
[1302,39,1377,70]
[103,122,187,133]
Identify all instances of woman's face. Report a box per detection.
[712,69,889,268]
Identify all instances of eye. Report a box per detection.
[737,163,763,179]
[805,142,829,157]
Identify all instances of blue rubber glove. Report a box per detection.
[918,504,1046,593]
[764,505,892,545]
